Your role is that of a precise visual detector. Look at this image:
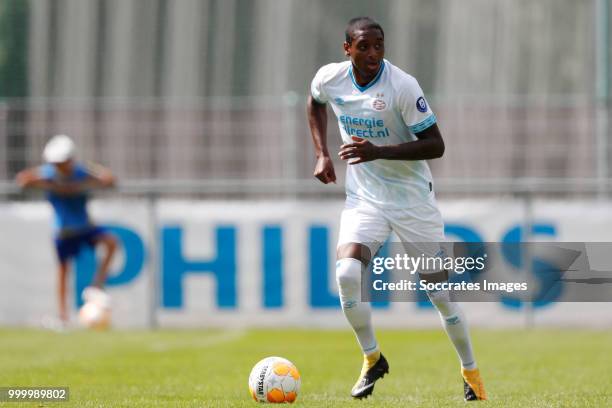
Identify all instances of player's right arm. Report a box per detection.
[15,166,77,194]
[15,167,55,190]
[307,96,336,184]
[308,65,337,184]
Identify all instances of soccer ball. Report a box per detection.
[79,286,111,330]
[248,357,301,403]
[78,302,111,330]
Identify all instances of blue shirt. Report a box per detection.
[39,163,93,234]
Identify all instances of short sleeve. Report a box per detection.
[397,77,437,134]
[38,164,55,180]
[310,66,330,104]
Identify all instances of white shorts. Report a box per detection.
[337,198,445,261]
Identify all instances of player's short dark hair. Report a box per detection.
[345,17,384,44]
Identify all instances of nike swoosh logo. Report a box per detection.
[353,382,375,393]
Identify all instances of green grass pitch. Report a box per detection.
[1,328,611,407]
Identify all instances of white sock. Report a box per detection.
[427,289,476,369]
[336,258,378,354]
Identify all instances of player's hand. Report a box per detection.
[339,136,381,165]
[313,156,337,184]
[15,171,38,188]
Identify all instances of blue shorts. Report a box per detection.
[55,226,108,263]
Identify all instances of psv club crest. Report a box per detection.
[372,93,386,111]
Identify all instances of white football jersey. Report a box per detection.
[311,59,438,209]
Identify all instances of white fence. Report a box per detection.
[0,97,609,198]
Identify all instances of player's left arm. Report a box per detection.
[82,162,116,189]
[381,123,445,160]
[339,125,444,164]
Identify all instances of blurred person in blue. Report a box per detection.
[16,134,117,327]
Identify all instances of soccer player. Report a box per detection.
[306,17,487,401]
[16,134,117,327]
